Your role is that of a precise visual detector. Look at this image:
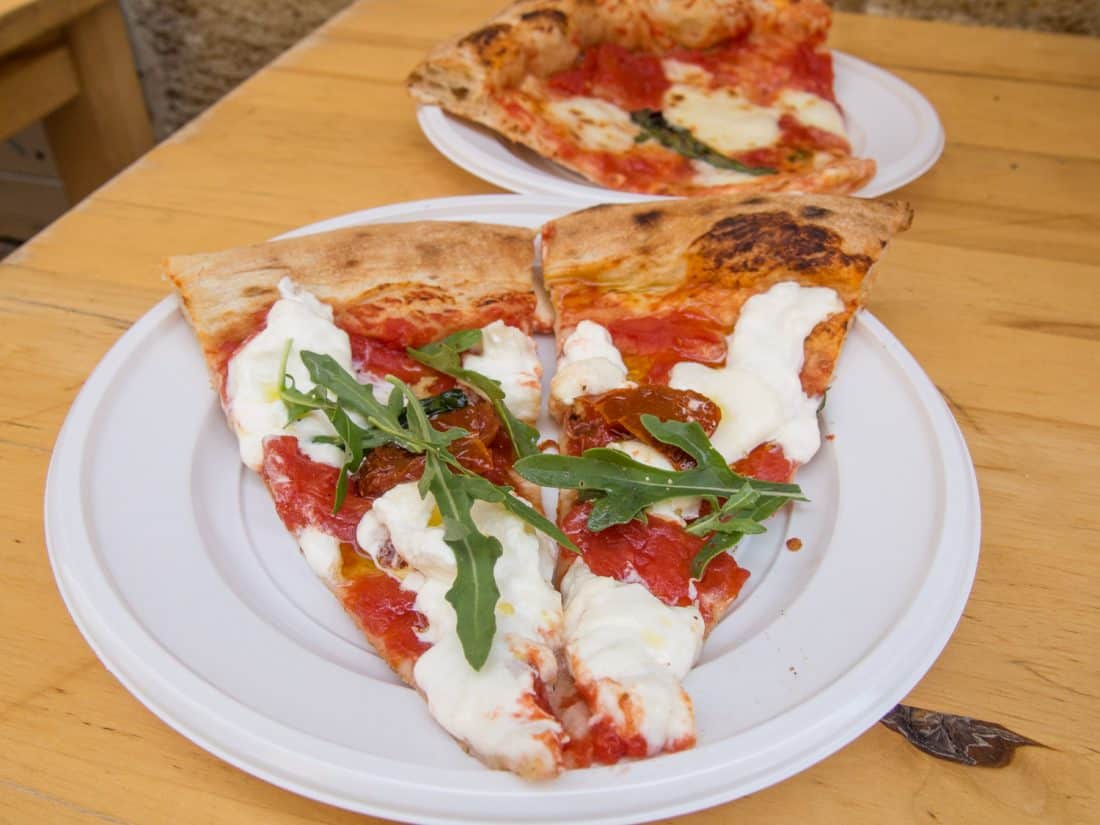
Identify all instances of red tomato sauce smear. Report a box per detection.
[562,502,749,624]
[608,313,728,384]
[548,42,669,110]
[350,333,456,394]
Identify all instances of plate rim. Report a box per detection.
[45,193,979,825]
[416,50,946,201]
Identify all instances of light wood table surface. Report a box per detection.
[2,2,1097,823]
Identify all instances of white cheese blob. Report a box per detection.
[690,159,758,188]
[662,85,781,155]
[460,320,542,422]
[298,526,342,584]
[356,482,564,776]
[608,440,701,525]
[544,96,639,152]
[669,282,843,465]
[779,89,848,140]
[225,278,352,470]
[661,58,712,86]
[561,560,704,755]
[550,320,631,407]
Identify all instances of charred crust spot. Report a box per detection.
[241,285,274,298]
[461,24,511,50]
[741,196,768,205]
[520,9,568,26]
[343,258,360,269]
[800,205,831,219]
[450,86,469,100]
[691,211,872,273]
[632,209,664,228]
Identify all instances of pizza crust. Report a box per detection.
[542,192,912,341]
[165,221,547,384]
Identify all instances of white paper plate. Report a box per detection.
[46,194,978,825]
[418,53,944,201]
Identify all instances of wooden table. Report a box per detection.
[2,2,1097,822]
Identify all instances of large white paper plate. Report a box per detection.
[46,195,978,825]
[418,53,944,201]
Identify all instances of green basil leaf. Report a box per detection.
[630,109,777,176]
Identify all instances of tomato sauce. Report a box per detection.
[670,32,836,105]
[338,544,430,665]
[607,313,728,384]
[778,113,849,154]
[547,143,694,191]
[548,42,669,110]
[349,334,456,394]
[262,436,373,543]
[733,442,796,483]
[562,503,750,624]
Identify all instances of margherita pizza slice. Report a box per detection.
[408,0,873,196]
[523,193,912,765]
[166,222,569,779]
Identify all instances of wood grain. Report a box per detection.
[0,2,1097,823]
[0,42,77,139]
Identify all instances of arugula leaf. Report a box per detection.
[408,330,540,459]
[515,415,804,579]
[630,109,777,176]
[422,453,503,671]
[690,531,743,580]
[281,348,574,670]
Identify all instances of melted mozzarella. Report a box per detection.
[669,282,843,464]
[356,482,564,776]
[544,96,639,152]
[225,278,351,470]
[661,58,712,86]
[662,85,781,155]
[608,440,700,525]
[461,320,542,422]
[779,89,848,140]
[561,560,704,755]
[550,320,631,406]
[298,526,342,584]
[689,159,758,188]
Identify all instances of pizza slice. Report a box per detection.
[408,0,873,197]
[165,222,571,779]
[518,193,912,765]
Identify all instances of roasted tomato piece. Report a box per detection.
[432,391,500,445]
[564,385,721,462]
[594,385,720,442]
[354,445,425,498]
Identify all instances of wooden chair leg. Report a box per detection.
[43,1,154,202]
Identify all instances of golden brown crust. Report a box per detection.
[165,221,547,385]
[407,0,870,197]
[542,193,912,343]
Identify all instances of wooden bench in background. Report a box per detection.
[0,0,153,203]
